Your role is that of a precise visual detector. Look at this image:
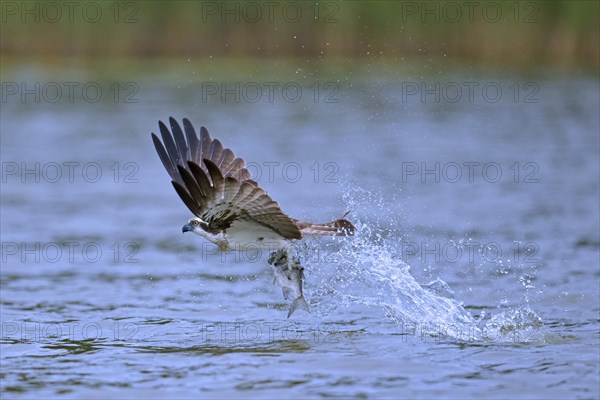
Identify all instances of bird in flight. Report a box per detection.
[151,117,355,316]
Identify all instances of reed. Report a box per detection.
[1,1,598,69]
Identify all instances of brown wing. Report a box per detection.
[152,118,302,240]
[151,117,254,187]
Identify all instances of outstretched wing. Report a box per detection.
[152,118,302,240]
[151,116,253,185]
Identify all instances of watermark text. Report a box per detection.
[1,241,140,264]
[400,241,539,265]
[200,82,339,103]
[1,81,139,103]
[1,1,139,23]
[1,321,139,341]
[401,162,539,184]
[401,81,539,103]
[2,162,139,184]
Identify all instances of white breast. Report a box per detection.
[224,219,290,251]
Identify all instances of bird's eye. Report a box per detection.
[192,220,199,226]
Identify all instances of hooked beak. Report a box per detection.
[182,223,192,233]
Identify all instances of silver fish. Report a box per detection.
[267,249,310,318]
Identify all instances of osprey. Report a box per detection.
[151,117,355,316]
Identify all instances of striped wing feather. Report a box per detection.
[152,116,253,186]
[153,118,302,240]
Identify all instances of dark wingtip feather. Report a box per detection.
[171,181,202,217]
[169,117,188,160]
[187,161,213,197]
[152,132,179,182]
[177,165,209,209]
[158,120,169,135]
[203,158,225,190]
[203,158,221,175]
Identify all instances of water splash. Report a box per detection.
[293,186,544,343]
[295,230,482,340]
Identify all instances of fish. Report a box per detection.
[267,249,310,318]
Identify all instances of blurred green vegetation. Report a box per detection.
[1,0,598,69]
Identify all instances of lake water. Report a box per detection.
[1,63,599,399]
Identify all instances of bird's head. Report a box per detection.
[182,217,209,234]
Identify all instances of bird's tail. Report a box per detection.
[294,211,356,236]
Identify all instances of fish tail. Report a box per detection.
[287,296,311,318]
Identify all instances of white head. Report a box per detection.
[181,217,226,249]
[181,217,210,236]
